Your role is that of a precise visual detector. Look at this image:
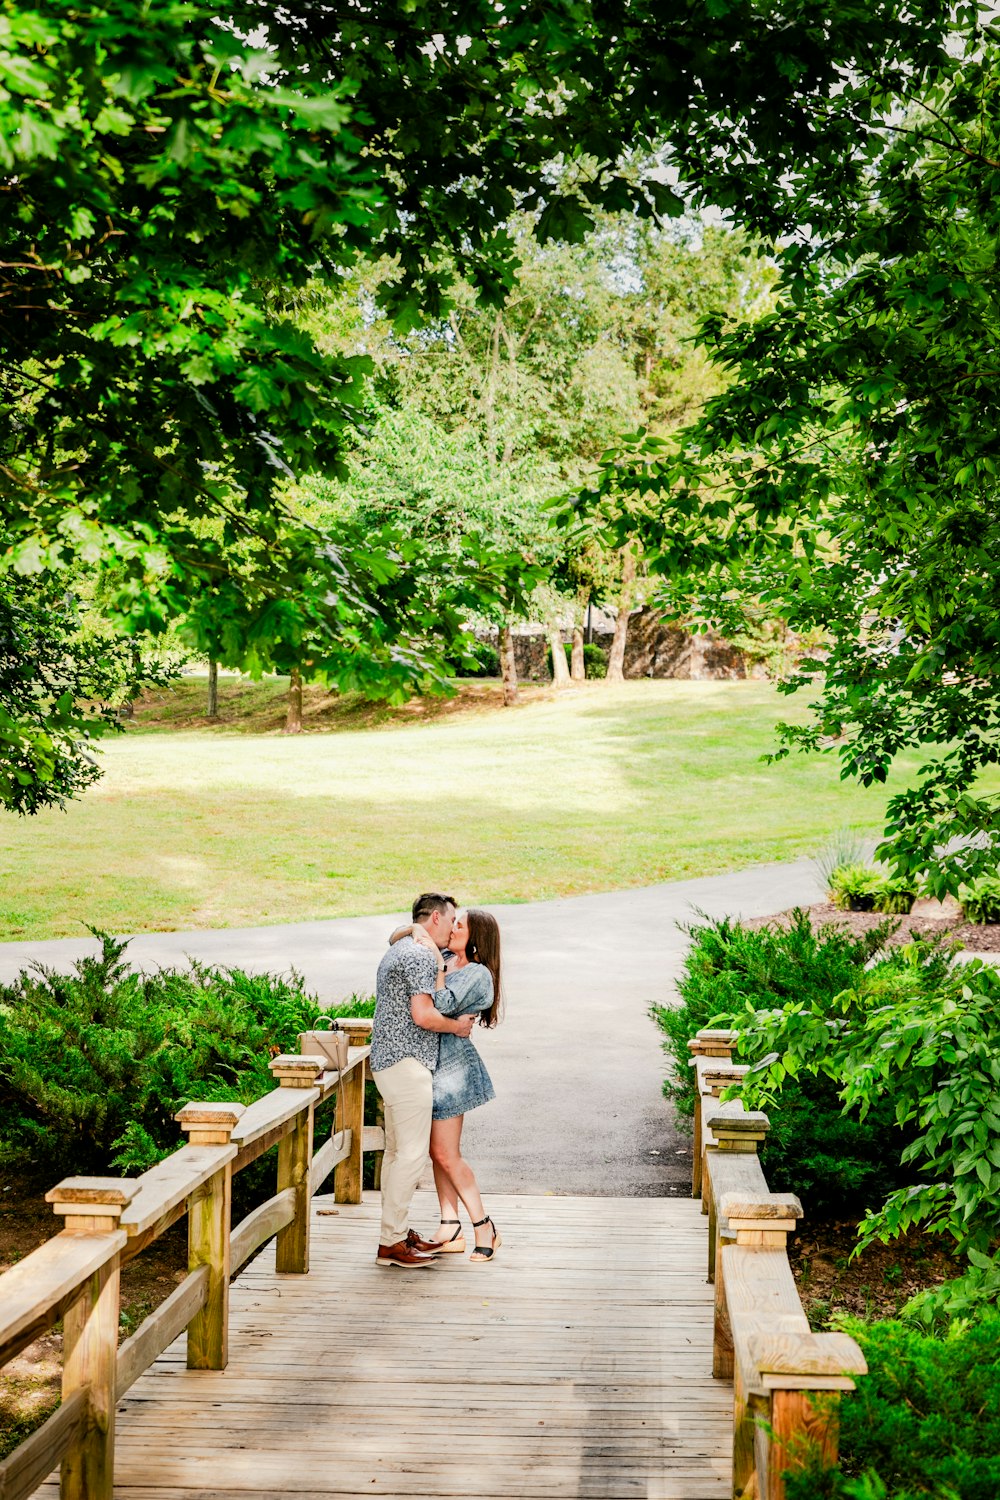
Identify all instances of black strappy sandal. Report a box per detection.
[470,1214,502,1263]
[434,1219,466,1254]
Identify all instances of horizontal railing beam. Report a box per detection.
[116,1266,210,1399]
[119,1146,236,1238]
[309,1131,352,1197]
[0,1231,125,1369]
[230,1188,297,1274]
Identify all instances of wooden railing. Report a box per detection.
[689,1027,868,1500]
[0,1019,379,1500]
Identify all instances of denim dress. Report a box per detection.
[431,963,496,1121]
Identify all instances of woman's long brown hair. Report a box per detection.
[466,909,503,1028]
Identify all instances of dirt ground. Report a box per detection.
[751,900,1000,953]
[788,1219,961,1328]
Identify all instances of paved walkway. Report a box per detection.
[0,861,820,1196]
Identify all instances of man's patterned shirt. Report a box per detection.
[370,936,440,1072]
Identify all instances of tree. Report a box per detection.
[2,0,956,802]
[0,572,171,813]
[294,405,548,693]
[588,16,1000,890]
[315,215,774,683]
[606,547,638,683]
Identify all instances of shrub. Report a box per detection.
[829,864,921,914]
[784,1310,1000,1500]
[723,946,1000,1284]
[652,912,919,1214]
[959,874,1000,924]
[0,933,375,1179]
[445,640,499,677]
[582,643,608,678]
[813,828,875,894]
[547,642,608,679]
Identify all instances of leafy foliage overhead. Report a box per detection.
[581,16,1000,888]
[2,0,954,602]
[0,0,954,807]
[0,571,173,814]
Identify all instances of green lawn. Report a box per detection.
[0,679,961,940]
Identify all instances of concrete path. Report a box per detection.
[0,861,821,1197]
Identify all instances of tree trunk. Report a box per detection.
[500,626,519,706]
[549,629,570,688]
[606,549,637,683]
[119,644,142,719]
[207,659,219,719]
[284,667,303,734]
[570,627,585,682]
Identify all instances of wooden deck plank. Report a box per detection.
[34,1192,731,1500]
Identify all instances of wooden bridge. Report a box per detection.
[0,1026,866,1500]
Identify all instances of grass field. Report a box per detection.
[0,677,958,941]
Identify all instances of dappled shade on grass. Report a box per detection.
[4,682,993,940]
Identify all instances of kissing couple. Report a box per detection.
[369,891,503,1268]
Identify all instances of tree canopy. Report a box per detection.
[584,13,1000,889]
[1,0,956,807]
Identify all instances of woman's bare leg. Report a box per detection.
[429,1116,493,1248]
[432,1157,461,1237]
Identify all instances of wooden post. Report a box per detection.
[705,1107,770,1282]
[688,1028,737,1061]
[712,1240,733,1379]
[45,1178,138,1500]
[268,1056,323,1274]
[335,1057,365,1205]
[689,1032,735,1199]
[716,1191,803,1386]
[768,1390,839,1497]
[752,1331,867,1500]
[176,1103,245,1369]
[690,1052,749,1200]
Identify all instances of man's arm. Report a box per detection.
[411,993,475,1037]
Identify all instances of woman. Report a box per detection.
[391,908,503,1262]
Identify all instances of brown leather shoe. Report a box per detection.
[406,1229,444,1256]
[376,1239,437,1268]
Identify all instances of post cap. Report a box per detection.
[749,1330,867,1390]
[333,1017,373,1037]
[702,1063,751,1084]
[707,1106,770,1136]
[720,1191,803,1223]
[270,1053,325,1086]
[46,1177,140,1216]
[688,1029,737,1056]
[175,1102,247,1130]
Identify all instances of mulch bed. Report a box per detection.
[749,900,1000,953]
[788,1220,961,1328]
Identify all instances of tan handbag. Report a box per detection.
[297,1016,349,1071]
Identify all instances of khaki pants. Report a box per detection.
[371,1057,433,1246]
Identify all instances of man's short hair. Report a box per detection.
[412,892,457,922]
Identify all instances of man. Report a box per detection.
[370,891,476,1268]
